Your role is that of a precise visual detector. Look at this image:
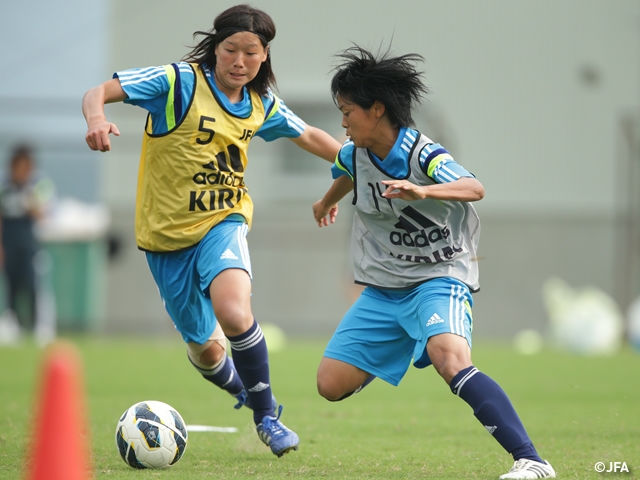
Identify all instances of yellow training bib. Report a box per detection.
[135,64,265,252]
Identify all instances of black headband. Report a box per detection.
[214,27,269,46]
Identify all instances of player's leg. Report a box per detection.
[186,323,247,406]
[439,342,555,478]
[317,357,375,401]
[320,286,418,400]
[208,267,274,419]
[144,243,246,402]
[202,221,298,457]
[210,269,298,456]
[417,278,554,478]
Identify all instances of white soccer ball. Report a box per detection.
[115,400,188,469]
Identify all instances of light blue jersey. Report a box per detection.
[115,62,304,139]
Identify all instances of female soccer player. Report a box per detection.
[312,46,556,479]
[83,4,341,457]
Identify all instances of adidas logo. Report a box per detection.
[220,249,238,260]
[248,382,270,392]
[426,313,444,327]
[485,425,497,435]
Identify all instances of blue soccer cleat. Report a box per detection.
[256,405,299,457]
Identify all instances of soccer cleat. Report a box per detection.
[499,459,556,479]
[256,405,299,457]
[232,389,278,412]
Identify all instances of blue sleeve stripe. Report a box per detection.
[278,104,305,134]
[118,66,164,78]
[433,165,459,183]
[117,66,165,79]
[432,161,473,183]
[119,69,167,87]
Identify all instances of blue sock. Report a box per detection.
[188,353,244,396]
[227,320,275,424]
[450,366,543,463]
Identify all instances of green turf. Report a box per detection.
[1,335,639,479]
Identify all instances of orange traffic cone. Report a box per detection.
[25,341,92,480]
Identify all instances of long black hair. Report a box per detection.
[183,4,277,96]
[331,46,429,128]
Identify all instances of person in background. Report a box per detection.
[0,144,43,335]
[312,46,555,480]
[82,4,341,458]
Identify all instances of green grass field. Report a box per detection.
[1,335,639,479]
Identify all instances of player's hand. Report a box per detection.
[381,180,427,201]
[85,120,120,152]
[312,199,339,227]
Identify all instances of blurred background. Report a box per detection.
[1,0,639,350]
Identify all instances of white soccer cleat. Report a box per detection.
[499,459,556,479]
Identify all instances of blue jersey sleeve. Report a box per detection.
[419,143,474,183]
[115,62,196,134]
[254,93,306,141]
[331,141,355,179]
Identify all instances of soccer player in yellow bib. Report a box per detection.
[82,5,341,458]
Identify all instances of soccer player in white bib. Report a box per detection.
[312,46,555,479]
[83,5,341,458]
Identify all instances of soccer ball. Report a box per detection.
[115,400,188,469]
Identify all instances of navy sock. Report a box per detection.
[188,353,244,396]
[450,366,543,463]
[227,320,274,424]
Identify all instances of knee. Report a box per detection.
[435,358,470,385]
[428,339,472,385]
[316,371,345,402]
[189,340,226,369]
[213,302,253,335]
[200,344,226,366]
[214,301,250,324]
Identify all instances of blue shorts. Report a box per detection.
[324,277,474,386]
[145,218,251,344]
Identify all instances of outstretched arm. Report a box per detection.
[381,177,484,202]
[312,175,354,227]
[290,125,341,163]
[82,78,127,152]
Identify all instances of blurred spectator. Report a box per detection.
[0,144,50,334]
